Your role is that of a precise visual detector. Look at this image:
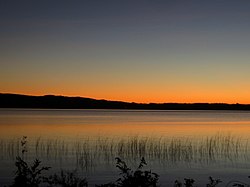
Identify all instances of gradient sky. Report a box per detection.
[1,0,250,103]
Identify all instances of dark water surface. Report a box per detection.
[1,109,250,186]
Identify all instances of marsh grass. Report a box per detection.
[1,134,249,170]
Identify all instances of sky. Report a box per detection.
[1,0,250,103]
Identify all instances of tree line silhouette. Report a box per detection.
[1,93,250,110]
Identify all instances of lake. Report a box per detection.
[0,109,250,186]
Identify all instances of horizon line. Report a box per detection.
[1,92,248,105]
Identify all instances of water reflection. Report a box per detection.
[1,109,250,186]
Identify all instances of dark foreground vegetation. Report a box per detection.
[7,137,250,187]
[9,154,250,187]
[1,93,250,110]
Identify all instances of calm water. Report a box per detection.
[1,109,250,186]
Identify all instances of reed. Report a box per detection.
[0,134,249,170]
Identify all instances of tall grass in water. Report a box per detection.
[0,134,249,170]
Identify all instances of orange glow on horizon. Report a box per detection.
[3,90,250,104]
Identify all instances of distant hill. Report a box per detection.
[0,93,250,110]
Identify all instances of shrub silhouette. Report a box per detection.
[10,157,50,187]
[10,136,51,187]
[174,176,221,187]
[45,170,88,187]
[206,176,222,187]
[96,157,159,187]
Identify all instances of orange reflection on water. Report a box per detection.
[1,121,250,140]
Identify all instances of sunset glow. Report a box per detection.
[1,1,250,103]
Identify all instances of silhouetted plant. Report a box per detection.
[45,170,88,187]
[206,176,222,187]
[20,136,27,156]
[96,157,159,187]
[173,178,196,187]
[10,136,51,187]
[10,157,50,187]
[183,178,195,187]
[174,176,221,187]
